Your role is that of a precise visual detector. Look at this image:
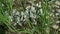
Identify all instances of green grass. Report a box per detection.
[0,0,59,34]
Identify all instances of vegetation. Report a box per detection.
[0,0,60,34]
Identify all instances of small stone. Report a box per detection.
[54,5,59,8]
[26,6,31,9]
[50,13,53,16]
[56,21,60,23]
[52,10,55,13]
[55,13,59,16]
[31,6,35,10]
[40,9,43,14]
[14,23,17,26]
[9,16,13,21]
[57,9,60,13]
[16,11,20,15]
[52,24,59,29]
[55,1,60,5]
[38,2,41,7]
[13,9,16,14]
[21,12,24,15]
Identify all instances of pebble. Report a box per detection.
[52,24,59,29]
[56,21,60,23]
[55,1,60,5]
[57,9,60,13]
